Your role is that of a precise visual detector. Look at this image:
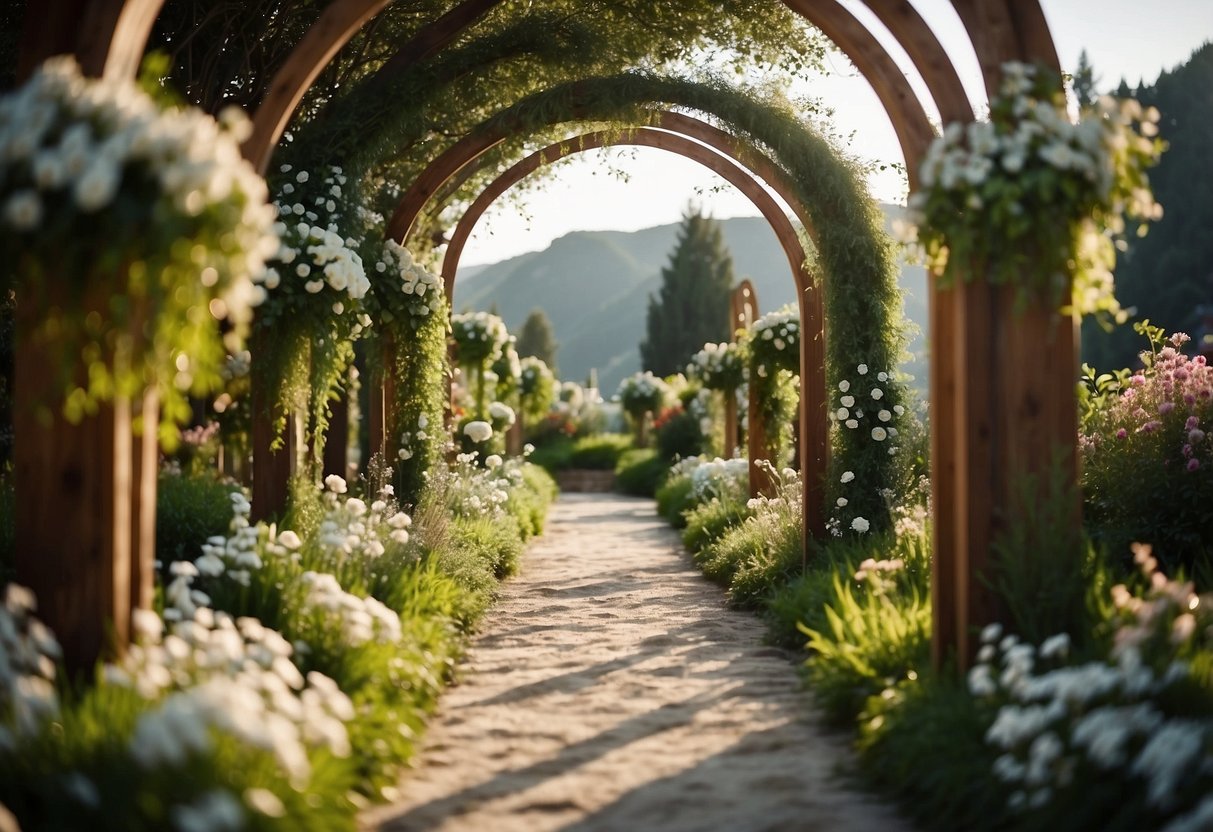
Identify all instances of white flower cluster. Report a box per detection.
[969,550,1213,825]
[0,56,278,318]
[0,584,61,746]
[110,606,353,784]
[397,411,431,462]
[451,311,510,366]
[748,306,800,378]
[445,451,524,518]
[689,457,751,501]
[166,492,261,620]
[463,420,493,444]
[830,366,902,448]
[375,239,443,322]
[907,61,1163,317]
[687,341,746,392]
[616,371,672,417]
[488,401,516,428]
[298,572,403,647]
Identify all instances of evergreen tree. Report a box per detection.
[1082,43,1213,370]
[639,207,734,377]
[517,308,559,370]
[1072,49,1098,107]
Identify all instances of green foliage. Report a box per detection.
[154,472,241,566]
[694,510,798,607]
[566,433,633,470]
[441,515,521,624]
[766,566,842,648]
[387,293,451,506]
[655,474,695,527]
[857,676,1007,831]
[800,571,931,724]
[526,434,574,472]
[988,462,1104,646]
[516,308,559,370]
[682,498,754,555]
[640,208,734,376]
[654,407,706,461]
[505,464,558,540]
[614,448,667,496]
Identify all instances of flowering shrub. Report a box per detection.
[254,165,372,460]
[518,357,556,426]
[451,311,510,368]
[687,341,746,393]
[368,239,443,328]
[748,306,800,378]
[1082,329,1213,570]
[967,546,1213,830]
[0,57,278,431]
[906,61,1163,316]
[0,585,60,745]
[616,371,672,418]
[827,365,911,536]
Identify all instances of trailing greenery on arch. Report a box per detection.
[411,71,908,532]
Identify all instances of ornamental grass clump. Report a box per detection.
[907,61,1164,318]
[1082,329,1213,573]
[0,56,279,433]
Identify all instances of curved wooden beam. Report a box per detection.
[244,0,503,174]
[17,0,164,80]
[440,111,817,292]
[437,125,827,539]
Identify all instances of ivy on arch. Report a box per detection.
[387,71,908,534]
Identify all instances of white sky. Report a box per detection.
[460,0,1212,267]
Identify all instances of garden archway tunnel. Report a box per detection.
[15,0,1075,670]
[432,124,827,536]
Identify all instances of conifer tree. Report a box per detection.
[517,308,559,371]
[640,207,734,377]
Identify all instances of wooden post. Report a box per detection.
[250,329,293,522]
[797,274,827,543]
[323,390,349,478]
[938,276,1080,669]
[12,302,154,672]
[722,394,738,458]
[506,412,523,456]
[747,390,776,498]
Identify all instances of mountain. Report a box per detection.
[454,209,929,394]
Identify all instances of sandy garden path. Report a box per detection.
[363,493,911,832]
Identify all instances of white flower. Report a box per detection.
[244,788,285,818]
[277,530,302,550]
[871,427,887,441]
[463,420,493,443]
[871,388,884,400]
[894,404,905,416]
[323,475,347,494]
[845,419,859,429]
[878,410,892,422]
[390,529,409,544]
[850,517,870,533]
[836,408,849,420]
[344,498,367,517]
[836,497,848,507]
[4,190,42,230]
[857,364,869,375]
[73,159,120,211]
[841,395,855,408]
[838,380,850,393]
[840,471,855,484]
[485,454,503,469]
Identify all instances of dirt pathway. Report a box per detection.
[363,494,910,832]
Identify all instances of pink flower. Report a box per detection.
[1116,428,1128,440]
[1160,401,1175,415]
[1185,393,1198,406]
[1187,458,1200,472]
[1186,416,1200,430]
[1140,420,1162,434]
[1131,375,1147,387]
[1190,429,1206,444]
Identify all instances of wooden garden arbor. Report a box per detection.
[426,121,824,525]
[16,0,1074,671]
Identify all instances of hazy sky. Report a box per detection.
[459,0,1211,267]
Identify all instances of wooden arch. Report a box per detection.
[432,125,827,536]
[14,0,1076,669]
